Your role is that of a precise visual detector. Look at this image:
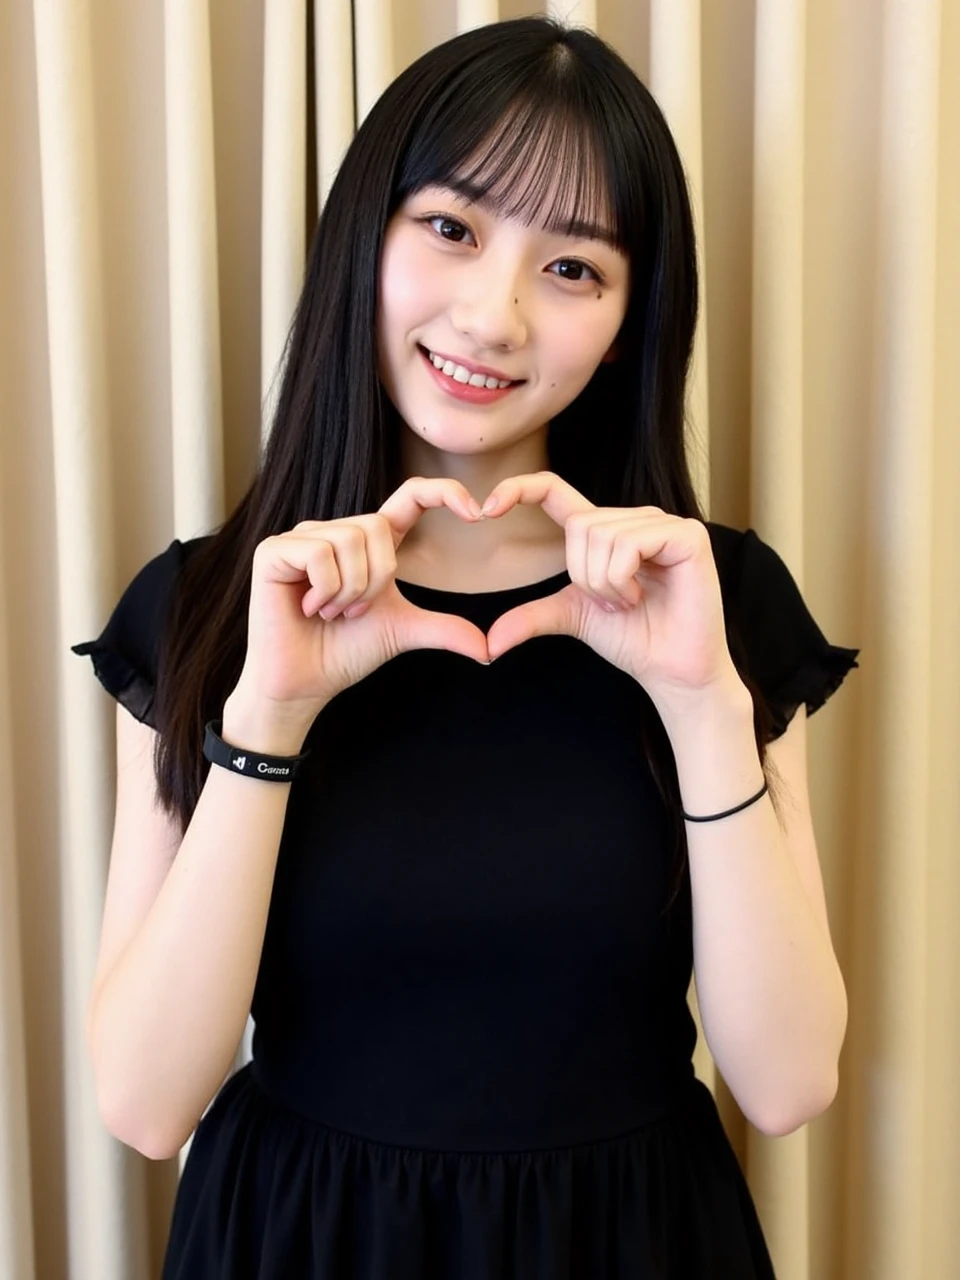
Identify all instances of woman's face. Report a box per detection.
[376,180,631,460]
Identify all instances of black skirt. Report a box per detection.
[161,1063,775,1279]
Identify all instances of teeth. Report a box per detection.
[428,350,512,389]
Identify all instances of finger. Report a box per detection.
[564,512,599,609]
[290,519,331,533]
[584,521,623,608]
[300,543,342,616]
[322,516,399,616]
[561,511,621,610]
[255,534,339,595]
[342,600,373,619]
[614,516,704,569]
[252,535,341,618]
[358,515,402,599]
[609,530,645,606]
[585,517,644,607]
[565,512,603,608]
[288,526,368,616]
[481,471,594,529]
[378,476,484,549]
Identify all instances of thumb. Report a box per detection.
[486,587,581,660]
[392,602,491,665]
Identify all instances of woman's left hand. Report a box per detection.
[483,472,746,716]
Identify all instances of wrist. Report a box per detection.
[653,669,754,742]
[221,690,321,757]
[664,691,766,820]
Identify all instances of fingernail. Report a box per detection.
[482,495,498,514]
[603,602,618,614]
[467,498,483,518]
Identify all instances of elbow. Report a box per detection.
[118,1112,185,1161]
[746,1065,840,1137]
[750,976,849,1137]
[97,1092,184,1161]
[87,1005,187,1161]
[89,1041,183,1162]
[136,1132,184,1162]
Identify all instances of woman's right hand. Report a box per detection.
[228,477,491,727]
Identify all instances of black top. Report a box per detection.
[73,522,860,1279]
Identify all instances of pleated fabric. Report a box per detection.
[163,1064,774,1279]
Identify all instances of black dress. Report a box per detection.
[73,522,860,1279]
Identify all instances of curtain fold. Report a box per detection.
[458,0,499,35]
[164,0,226,539]
[30,3,129,1278]
[650,0,711,511]
[925,8,960,1271]
[846,1,943,1275]
[354,0,395,125]
[261,0,307,441]
[2,2,954,1276]
[315,0,355,205]
[744,4,810,1275]
[0,511,36,1280]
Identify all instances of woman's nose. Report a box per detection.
[448,269,528,352]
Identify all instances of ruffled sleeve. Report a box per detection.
[708,523,861,742]
[71,539,192,730]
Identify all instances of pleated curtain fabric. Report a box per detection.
[0,0,957,1276]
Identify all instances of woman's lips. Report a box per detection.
[418,345,523,405]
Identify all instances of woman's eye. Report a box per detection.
[549,259,602,285]
[423,215,473,243]
[419,215,603,286]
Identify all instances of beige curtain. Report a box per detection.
[1,0,956,1275]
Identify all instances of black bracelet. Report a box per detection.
[682,780,768,823]
[202,719,310,782]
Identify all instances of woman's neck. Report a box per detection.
[395,528,567,592]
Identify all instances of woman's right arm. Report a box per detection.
[86,481,494,1160]
[87,691,318,1162]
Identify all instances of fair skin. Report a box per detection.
[376,180,630,578]
[376,172,849,1131]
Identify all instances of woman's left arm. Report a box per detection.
[476,475,850,1136]
[664,681,848,1138]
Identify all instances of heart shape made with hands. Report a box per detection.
[428,471,742,711]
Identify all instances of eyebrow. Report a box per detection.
[438,177,621,252]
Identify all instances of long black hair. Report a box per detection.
[153,16,782,909]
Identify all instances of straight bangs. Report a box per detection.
[393,54,631,256]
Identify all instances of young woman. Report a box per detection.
[75,16,859,1278]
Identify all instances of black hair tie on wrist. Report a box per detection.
[682,780,768,823]
[202,719,310,782]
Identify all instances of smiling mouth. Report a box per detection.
[417,345,524,389]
